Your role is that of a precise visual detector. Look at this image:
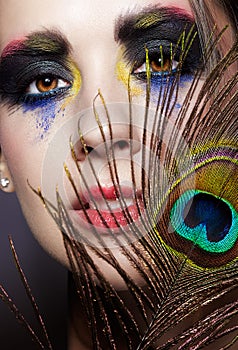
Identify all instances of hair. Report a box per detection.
[189,0,237,72]
[221,0,238,27]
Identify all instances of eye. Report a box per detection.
[134,54,179,76]
[27,75,70,94]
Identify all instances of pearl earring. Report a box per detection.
[0,177,10,189]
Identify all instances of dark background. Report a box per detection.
[0,191,68,349]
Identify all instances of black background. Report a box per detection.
[0,191,67,349]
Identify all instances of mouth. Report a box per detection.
[70,185,144,231]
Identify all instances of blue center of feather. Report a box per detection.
[183,193,232,243]
[170,190,238,253]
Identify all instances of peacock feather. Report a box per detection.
[0,24,238,350]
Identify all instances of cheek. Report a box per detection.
[0,107,69,264]
[0,108,56,223]
[133,76,204,125]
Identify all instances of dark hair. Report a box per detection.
[189,0,237,72]
[221,0,238,28]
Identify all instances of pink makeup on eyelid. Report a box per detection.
[167,6,194,19]
[1,38,26,58]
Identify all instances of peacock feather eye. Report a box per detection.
[170,189,238,254]
[155,153,238,268]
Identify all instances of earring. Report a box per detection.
[0,177,10,189]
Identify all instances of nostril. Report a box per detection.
[86,146,94,153]
[84,146,94,154]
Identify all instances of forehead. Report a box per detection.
[0,0,193,49]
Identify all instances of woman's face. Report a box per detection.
[0,0,234,285]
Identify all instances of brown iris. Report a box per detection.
[36,75,58,92]
[150,57,171,73]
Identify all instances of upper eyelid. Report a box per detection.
[125,40,181,63]
[0,58,73,92]
[16,61,74,85]
[127,40,200,71]
[0,30,73,88]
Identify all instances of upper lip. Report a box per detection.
[72,185,142,211]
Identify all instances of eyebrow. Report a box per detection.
[114,5,194,42]
[114,5,199,69]
[1,30,71,58]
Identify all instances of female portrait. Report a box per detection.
[0,0,237,349]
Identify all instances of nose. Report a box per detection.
[72,39,143,161]
[76,104,142,161]
[76,39,128,109]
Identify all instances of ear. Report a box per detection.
[0,148,15,193]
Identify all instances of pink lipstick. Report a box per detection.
[72,186,143,230]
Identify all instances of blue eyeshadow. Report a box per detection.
[149,74,193,106]
[150,73,193,88]
[23,98,58,139]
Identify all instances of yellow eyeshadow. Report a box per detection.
[60,61,81,110]
[71,63,81,95]
[27,37,62,52]
[134,13,162,29]
[116,60,143,96]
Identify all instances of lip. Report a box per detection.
[70,185,144,231]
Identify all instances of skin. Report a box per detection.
[0,1,236,348]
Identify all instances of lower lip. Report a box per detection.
[72,203,144,230]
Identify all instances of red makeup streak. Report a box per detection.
[1,38,26,58]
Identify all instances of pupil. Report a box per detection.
[183,193,232,243]
[43,77,53,86]
[156,57,162,66]
[151,54,162,67]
